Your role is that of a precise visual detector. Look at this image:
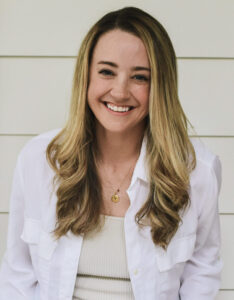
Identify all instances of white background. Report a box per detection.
[0,1,233,298]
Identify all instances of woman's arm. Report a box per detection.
[180,156,223,300]
[0,155,38,299]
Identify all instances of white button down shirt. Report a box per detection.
[0,129,222,300]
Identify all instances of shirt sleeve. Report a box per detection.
[179,156,223,300]
[0,155,38,299]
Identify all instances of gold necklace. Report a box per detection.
[110,166,134,203]
[98,160,136,203]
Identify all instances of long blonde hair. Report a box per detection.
[46,7,196,249]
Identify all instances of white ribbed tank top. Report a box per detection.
[72,215,134,300]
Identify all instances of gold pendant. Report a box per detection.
[111,190,120,203]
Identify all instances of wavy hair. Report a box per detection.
[46,6,196,249]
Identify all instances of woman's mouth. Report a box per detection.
[103,102,134,113]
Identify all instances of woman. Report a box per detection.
[0,6,222,300]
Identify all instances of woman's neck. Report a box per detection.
[95,126,145,169]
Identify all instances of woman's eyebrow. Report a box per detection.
[98,61,150,72]
[133,66,151,72]
[98,61,117,67]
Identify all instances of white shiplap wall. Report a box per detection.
[0,1,233,299]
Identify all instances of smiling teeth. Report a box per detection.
[106,103,131,112]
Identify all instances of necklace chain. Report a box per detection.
[97,157,138,203]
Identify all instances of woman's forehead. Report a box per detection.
[91,29,150,68]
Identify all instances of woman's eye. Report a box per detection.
[98,69,114,76]
[133,74,149,82]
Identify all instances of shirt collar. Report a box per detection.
[128,133,149,190]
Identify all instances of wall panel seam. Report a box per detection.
[1,134,234,138]
[0,212,233,215]
[0,55,234,60]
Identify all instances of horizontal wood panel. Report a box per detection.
[216,291,234,300]
[0,58,233,135]
[220,215,234,289]
[178,59,234,136]
[0,0,233,57]
[202,138,234,213]
[0,58,73,134]
[0,136,233,212]
[0,214,233,289]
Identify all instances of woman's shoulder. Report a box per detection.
[190,137,218,167]
[189,137,221,195]
[18,128,62,166]
[21,128,61,155]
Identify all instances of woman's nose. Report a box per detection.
[110,79,130,101]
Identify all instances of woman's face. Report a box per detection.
[87,29,150,135]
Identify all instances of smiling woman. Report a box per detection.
[88,29,150,136]
[0,6,222,300]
